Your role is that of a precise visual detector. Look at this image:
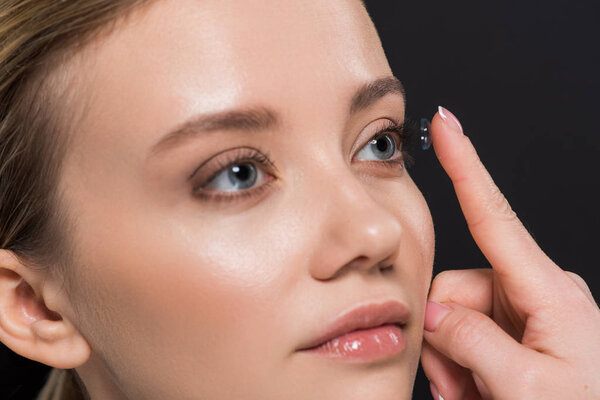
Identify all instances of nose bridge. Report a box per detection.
[301,157,404,281]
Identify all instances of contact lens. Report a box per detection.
[419,118,431,150]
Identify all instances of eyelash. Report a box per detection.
[192,119,419,203]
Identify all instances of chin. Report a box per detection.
[284,353,417,400]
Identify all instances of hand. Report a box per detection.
[420,107,600,400]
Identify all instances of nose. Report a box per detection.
[304,166,404,281]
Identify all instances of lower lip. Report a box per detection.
[298,324,407,362]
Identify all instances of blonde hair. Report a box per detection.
[2,1,371,398]
[36,369,88,400]
[0,1,149,398]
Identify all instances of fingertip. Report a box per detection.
[421,341,468,400]
[429,110,443,135]
[429,109,467,166]
[438,106,464,134]
[424,300,454,332]
[430,106,465,143]
[430,380,444,400]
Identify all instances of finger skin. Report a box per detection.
[430,110,568,309]
[427,110,600,399]
[429,109,596,346]
[421,340,473,400]
[471,372,493,400]
[423,301,596,400]
[428,268,493,316]
[425,267,530,389]
[422,301,542,397]
[564,271,597,306]
[423,268,493,399]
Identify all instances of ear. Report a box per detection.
[0,249,91,368]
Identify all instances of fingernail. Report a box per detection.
[429,380,445,400]
[438,106,464,134]
[424,300,453,332]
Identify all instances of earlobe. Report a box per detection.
[0,249,91,369]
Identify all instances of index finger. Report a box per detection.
[430,107,568,305]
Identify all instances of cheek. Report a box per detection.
[69,207,292,396]
[394,177,435,295]
[393,177,435,352]
[407,188,435,287]
[412,190,435,314]
[67,169,435,397]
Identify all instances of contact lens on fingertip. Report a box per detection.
[419,118,432,150]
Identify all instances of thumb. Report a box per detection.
[423,300,543,398]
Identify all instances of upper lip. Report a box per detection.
[296,300,411,351]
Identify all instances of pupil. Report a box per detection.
[228,163,256,189]
[372,135,395,159]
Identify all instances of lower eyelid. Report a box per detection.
[193,171,275,202]
[193,129,405,203]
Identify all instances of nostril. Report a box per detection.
[379,262,394,272]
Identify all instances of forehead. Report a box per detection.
[64,0,393,167]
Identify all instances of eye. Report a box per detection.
[354,121,405,165]
[204,162,261,191]
[356,134,397,161]
[191,120,410,204]
[191,148,275,203]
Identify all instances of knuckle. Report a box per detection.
[429,270,457,297]
[467,185,518,230]
[487,185,517,222]
[565,271,589,290]
[429,269,494,310]
[446,310,490,351]
[563,270,596,307]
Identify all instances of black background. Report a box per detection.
[2,1,600,399]
[365,0,600,398]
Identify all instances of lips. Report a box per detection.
[296,300,411,351]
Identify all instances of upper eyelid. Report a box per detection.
[359,121,405,149]
[193,118,405,182]
[193,123,407,200]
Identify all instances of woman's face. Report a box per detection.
[56,0,434,398]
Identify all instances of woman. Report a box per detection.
[0,1,598,399]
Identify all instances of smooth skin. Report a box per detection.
[421,108,600,400]
[0,0,597,398]
[0,1,435,399]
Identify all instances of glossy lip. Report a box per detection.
[296,300,411,351]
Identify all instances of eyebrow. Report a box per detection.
[149,75,405,157]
